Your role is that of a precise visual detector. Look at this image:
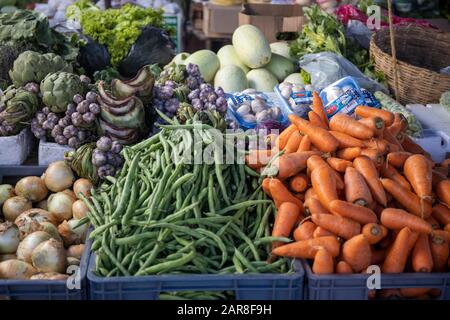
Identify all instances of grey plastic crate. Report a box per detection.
[303,260,450,300]
[0,129,34,165]
[88,253,304,300]
[0,166,90,300]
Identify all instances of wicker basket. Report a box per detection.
[370,24,450,105]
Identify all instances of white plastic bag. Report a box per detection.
[299,52,388,94]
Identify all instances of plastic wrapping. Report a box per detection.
[299,52,388,94]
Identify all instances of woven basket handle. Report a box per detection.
[387,0,400,100]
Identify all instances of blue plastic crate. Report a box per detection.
[0,166,90,300]
[303,260,450,300]
[88,253,304,300]
[274,85,311,120]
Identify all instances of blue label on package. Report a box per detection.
[291,91,313,106]
[360,88,381,108]
[324,88,366,118]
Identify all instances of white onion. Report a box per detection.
[58,219,88,246]
[15,209,57,239]
[31,239,66,273]
[73,179,93,199]
[0,259,37,279]
[39,222,62,242]
[62,189,77,202]
[47,192,74,222]
[72,200,89,219]
[30,272,69,280]
[0,184,15,206]
[66,257,80,267]
[43,161,75,192]
[0,222,20,254]
[16,231,52,263]
[0,254,16,262]
[66,244,85,260]
[36,199,48,211]
[2,196,32,222]
[14,176,48,202]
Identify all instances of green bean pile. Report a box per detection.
[83,120,293,277]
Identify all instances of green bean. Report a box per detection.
[139,249,196,275]
[229,223,260,261]
[256,206,272,240]
[114,231,159,246]
[215,200,271,215]
[196,228,227,267]
[234,248,258,273]
[112,154,140,219]
[89,220,118,239]
[254,236,292,245]
[232,254,244,273]
[102,232,130,276]
[136,229,171,274]
[207,174,216,214]
[121,181,138,225]
[175,188,183,211]
[215,161,231,206]
[171,173,194,191]
[162,201,200,223]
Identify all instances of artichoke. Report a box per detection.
[9,51,73,87]
[40,72,85,113]
[0,85,39,136]
[65,143,98,185]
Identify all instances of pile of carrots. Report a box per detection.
[247,92,450,300]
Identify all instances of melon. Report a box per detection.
[172,52,190,65]
[246,69,278,92]
[232,25,271,69]
[217,45,249,73]
[214,65,248,93]
[265,53,295,82]
[184,50,220,83]
[270,42,295,61]
[284,73,304,85]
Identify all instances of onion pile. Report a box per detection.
[0,161,88,280]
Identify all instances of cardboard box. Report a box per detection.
[239,3,305,42]
[203,3,241,37]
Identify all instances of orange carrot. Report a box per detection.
[371,249,386,265]
[283,131,303,154]
[390,113,408,133]
[336,147,362,161]
[329,131,366,148]
[387,151,412,168]
[313,226,335,238]
[360,148,384,168]
[245,149,272,170]
[355,106,394,126]
[412,234,434,273]
[293,221,316,241]
[297,134,311,152]
[311,166,339,210]
[329,200,378,224]
[382,227,415,273]
[344,166,373,207]
[381,164,412,191]
[307,155,345,190]
[426,216,441,230]
[308,111,327,129]
[353,156,387,206]
[436,180,450,207]
[364,139,390,155]
[289,174,309,193]
[381,178,432,218]
[380,208,432,234]
[402,135,431,158]
[275,151,319,179]
[330,113,374,140]
[342,234,372,272]
[383,129,404,151]
[272,202,301,249]
[288,115,339,153]
[305,197,330,216]
[404,154,433,199]
[311,213,361,240]
[430,232,450,272]
[362,223,388,245]
[262,178,272,197]
[269,178,304,210]
[312,247,334,274]
[432,204,450,226]
[400,288,432,298]
[276,124,297,150]
[336,260,353,274]
[304,188,318,202]
[358,116,385,137]
[272,236,341,259]
[312,91,329,127]
[326,157,353,173]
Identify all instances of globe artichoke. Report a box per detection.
[40,72,85,113]
[65,142,99,184]
[0,85,39,136]
[9,51,73,87]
